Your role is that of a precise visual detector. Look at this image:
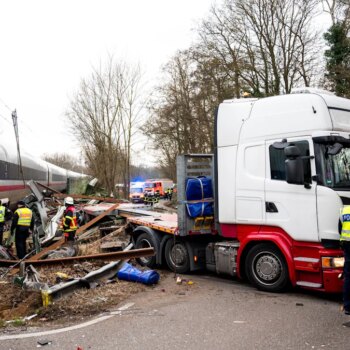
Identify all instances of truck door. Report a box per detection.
[265,137,319,242]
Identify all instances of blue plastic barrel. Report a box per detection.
[117,263,160,285]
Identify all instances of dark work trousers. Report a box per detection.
[343,242,350,312]
[15,227,30,259]
[64,231,76,242]
[0,223,4,245]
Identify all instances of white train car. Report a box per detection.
[0,137,85,206]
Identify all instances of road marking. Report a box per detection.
[110,302,135,315]
[0,302,135,340]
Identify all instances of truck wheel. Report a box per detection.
[245,243,289,292]
[135,232,159,268]
[164,239,190,274]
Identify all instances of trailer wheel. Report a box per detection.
[245,243,289,292]
[164,239,190,274]
[135,232,159,268]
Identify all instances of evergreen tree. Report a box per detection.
[324,22,350,97]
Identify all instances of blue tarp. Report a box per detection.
[186,202,214,218]
[117,263,160,285]
[185,176,214,218]
[186,176,213,200]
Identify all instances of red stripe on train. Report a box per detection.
[0,182,67,192]
[0,185,26,191]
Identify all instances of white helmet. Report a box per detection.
[64,196,74,205]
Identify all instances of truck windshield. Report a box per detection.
[145,183,154,188]
[316,142,350,189]
[131,188,143,193]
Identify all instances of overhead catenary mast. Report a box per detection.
[11,109,26,187]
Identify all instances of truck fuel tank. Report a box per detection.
[206,241,240,277]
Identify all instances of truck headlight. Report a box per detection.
[322,257,344,268]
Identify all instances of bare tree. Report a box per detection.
[119,64,143,196]
[145,0,326,175]
[144,50,224,179]
[66,57,143,197]
[322,0,350,25]
[198,0,321,95]
[198,3,245,98]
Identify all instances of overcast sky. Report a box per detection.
[0,0,215,164]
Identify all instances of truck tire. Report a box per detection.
[245,243,289,292]
[164,239,190,274]
[135,232,159,268]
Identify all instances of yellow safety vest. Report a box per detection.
[15,208,33,227]
[0,206,5,223]
[62,207,77,232]
[340,206,350,241]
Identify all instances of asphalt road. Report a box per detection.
[1,273,349,350]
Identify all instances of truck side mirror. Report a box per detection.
[285,158,304,185]
[284,145,301,158]
[284,145,304,185]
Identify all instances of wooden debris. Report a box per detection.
[76,227,100,243]
[100,241,125,252]
[9,203,121,275]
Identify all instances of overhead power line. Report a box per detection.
[0,112,12,125]
[12,109,26,186]
[0,97,12,112]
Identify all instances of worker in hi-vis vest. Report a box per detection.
[61,196,78,243]
[0,200,11,245]
[10,200,34,259]
[340,205,350,315]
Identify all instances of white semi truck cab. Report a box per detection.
[208,88,349,292]
[134,89,348,293]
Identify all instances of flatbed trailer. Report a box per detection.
[83,203,178,234]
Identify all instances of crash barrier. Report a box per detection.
[185,176,214,218]
[117,262,160,285]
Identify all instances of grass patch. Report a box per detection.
[12,318,26,327]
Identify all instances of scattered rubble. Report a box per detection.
[0,182,160,328]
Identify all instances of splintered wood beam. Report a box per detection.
[9,203,121,274]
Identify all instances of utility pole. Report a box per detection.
[12,109,26,187]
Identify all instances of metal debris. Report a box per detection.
[41,244,155,306]
[22,265,48,291]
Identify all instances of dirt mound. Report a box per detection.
[0,263,166,328]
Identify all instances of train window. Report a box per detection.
[52,174,66,181]
[0,147,7,180]
[0,161,7,180]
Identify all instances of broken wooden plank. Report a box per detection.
[100,241,125,251]
[76,227,100,242]
[94,226,125,244]
[99,225,122,232]
[76,203,121,235]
